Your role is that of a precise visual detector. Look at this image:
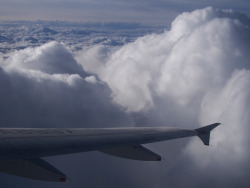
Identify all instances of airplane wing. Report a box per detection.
[0,123,220,182]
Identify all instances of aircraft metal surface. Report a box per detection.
[0,123,220,182]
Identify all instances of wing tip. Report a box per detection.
[196,123,221,134]
[196,123,221,146]
[157,157,161,161]
[59,177,66,182]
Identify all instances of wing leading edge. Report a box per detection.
[0,123,220,182]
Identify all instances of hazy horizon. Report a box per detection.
[1,0,250,24]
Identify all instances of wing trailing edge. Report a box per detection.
[0,123,221,181]
[0,158,66,182]
[100,145,161,161]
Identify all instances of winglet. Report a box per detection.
[195,123,220,146]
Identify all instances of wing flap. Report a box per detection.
[0,158,66,182]
[100,145,161,161]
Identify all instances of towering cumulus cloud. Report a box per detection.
[76,7,250,187]
[78,7,250,113]
[1,7,250,188]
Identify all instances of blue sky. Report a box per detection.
[1,0,250,24]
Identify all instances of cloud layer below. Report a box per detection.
[1,7,250,187]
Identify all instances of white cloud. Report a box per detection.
[1,7,250,187]
[196,69,250,161]
[85,75,97,83]
[77,7,250,112]
[76,7,250,186]
[6,41,85,76]
[0,41,134,128]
